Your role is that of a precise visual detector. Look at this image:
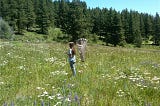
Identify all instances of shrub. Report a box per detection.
[48,27,63,41]
[0,18,14,39]
[48,27,70,42]
[90,33,99,43]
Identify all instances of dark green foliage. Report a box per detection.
[91,8,108,41]
[54,0,89,41]
[6,0,17,30]
[16,0,27,34]
[35,0,54,34]
[67,1,87,41]
[0,0,54,35]
[140,14,145,38]
[134,32,142,47]
[153,13,160,45]
[106,9,123,46]
[121,9,130,42]
[25,0,36,31]
[0,0,160,47]
[55,0,69,31]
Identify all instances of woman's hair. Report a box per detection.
[69,42,76,55]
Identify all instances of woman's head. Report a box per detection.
[69,42,74,48]
[69,42,76,55]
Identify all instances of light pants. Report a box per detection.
[69,61,76,76]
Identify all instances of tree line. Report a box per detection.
[0,0,160,46]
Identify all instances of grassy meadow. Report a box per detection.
[0,41,160,106]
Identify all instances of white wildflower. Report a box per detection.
[45,57,57,63]
[54,102,61,106]
[38,95,41,98]
[154,87,158,90]
[155,81,159,84]
[7,52,11,56]
[36,87,41,90]
[0,82,4,85]
[41,94,45,97]
[48,96,55,100]
[78,70,83,73]
[70,84,75,87]
[117,89,125,97]
[57,96,63,100]
[0,60,8,66]
[19,66,25,70]
[56,93,61,97]
[51,70,68,76]
[152,76,160,81]
[144,72,151,75]
[65,97,71,102]
[118,95,123,97]
[111,66,116,69]
[43,91,48,95]
[143,86,147,88]
[136,84,142,87]
[64,72,68,75]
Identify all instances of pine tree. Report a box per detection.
[7,0,17,31]
[0,0,5,17]
[16,0,28,34]
[24,0,36,31]
[67,0,88,41]
[106,8,123,46]
[133,11,142,47]
[53,0,60,27]
[36,0,50,34]
[100,8,109,40]
[91,7,102,36]
[57,0,69,32]
[144,14,153,39]
[127,11,134,43]
[121,9,130,43]
[0,0,9,20]
[140,14,145,38]
[46,0,54,27]
[154,13,160,45]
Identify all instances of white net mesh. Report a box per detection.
[77,38,87,62]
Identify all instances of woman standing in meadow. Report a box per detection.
[68,42,76,76]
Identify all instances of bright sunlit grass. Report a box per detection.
[0,41,160,105]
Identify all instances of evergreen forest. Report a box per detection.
[0,0,160,47]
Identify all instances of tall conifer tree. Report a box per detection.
[24,0,36,31]
[154,13,160,45]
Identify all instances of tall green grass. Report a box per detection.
[0,41,160,106]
